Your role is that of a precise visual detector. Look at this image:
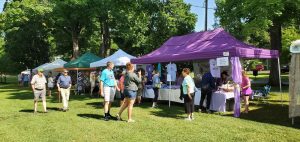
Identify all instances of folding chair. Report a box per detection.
[252,85,271,104]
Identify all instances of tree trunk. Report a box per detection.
[268,21,282,87]
[99,15,111,57]
[72,30,79,59]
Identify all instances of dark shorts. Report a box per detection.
[120,92,125,100]
[124,90,137,100]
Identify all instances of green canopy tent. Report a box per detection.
[62,52,102,94]
[64,52,102,68]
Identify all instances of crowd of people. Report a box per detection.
[29,61,253,122]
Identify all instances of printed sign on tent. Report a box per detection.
[217,57,229,66]
[209,59,221,78]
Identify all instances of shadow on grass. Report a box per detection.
[19,109,34,113]
[224,103,300,129]
[19,107,62,113]
[139,101,186,119]
[6,90,33,100]
[77,113,103,120]
[47,107,62,111]
[86,102,103,109]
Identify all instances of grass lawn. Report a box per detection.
[248,71,289,83]
[0,75,300,142]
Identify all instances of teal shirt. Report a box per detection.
[182,75,195,95]
[99,69,115,87]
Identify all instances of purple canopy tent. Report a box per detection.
[132,28,278,64]
[132,28,281,117]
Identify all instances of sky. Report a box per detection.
[0,0,216,32]
[184,0,217,31]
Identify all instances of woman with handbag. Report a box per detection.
[152,70,161,108]
[182,68,196,121]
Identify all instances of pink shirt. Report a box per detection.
[241,76,252,95]
[118,76,125,92]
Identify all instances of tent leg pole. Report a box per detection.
[292,118,294,125]
[277,58,282,106]
[169,62,171,108]
[77,69,79,95]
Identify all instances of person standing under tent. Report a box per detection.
[118,70,126,106]
[99,62,120,121]
[23,74,30,87]
[136,68,146,105]
[116,63,141,123]
[90,72,96,97]
[199,72,216,113]
[47,72,54,97]
[57,69,72,112]
[152,70,161,108]
[241,71,252,113]
[181,68,196,121]
[55,73,62,102]
[31,68,47,113]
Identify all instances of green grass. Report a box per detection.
[248,71,289,82]
[0,76,299,142]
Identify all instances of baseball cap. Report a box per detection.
[38,68,44,72]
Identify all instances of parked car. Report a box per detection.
[281,65,289,73]
[256,64,264,71]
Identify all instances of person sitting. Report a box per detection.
[216,71,233,92]
[216,71,229,87]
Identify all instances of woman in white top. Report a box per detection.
[47,72,54,97]
[90,72,96,96]
[181,68,196,121]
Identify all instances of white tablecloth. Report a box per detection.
[143,88,201,105]
[209,91,234,112]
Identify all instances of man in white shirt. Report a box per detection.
[31,68,47,113]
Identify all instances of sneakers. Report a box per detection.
[104,116,109,121]
[107,113,116,120]
[116,114,123,121]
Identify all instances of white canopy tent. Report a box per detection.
[33,63,50,72]
[90,49,136,67]
[43,59,67,71]
[21,70,31,75]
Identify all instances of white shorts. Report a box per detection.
[104,87,116,102]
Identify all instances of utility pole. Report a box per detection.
[204,0,208,31]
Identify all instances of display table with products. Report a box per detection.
[209,91,235,112]
[143,86,201,105]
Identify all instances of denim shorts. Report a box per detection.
[124,90,137,100]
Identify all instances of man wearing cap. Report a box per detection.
[99,62,120,121]
[31,68,47,113]
[57,69,72,112]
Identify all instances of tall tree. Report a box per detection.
[0,0,52,69]
[216,0,300,86]
[52,0,91,59]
